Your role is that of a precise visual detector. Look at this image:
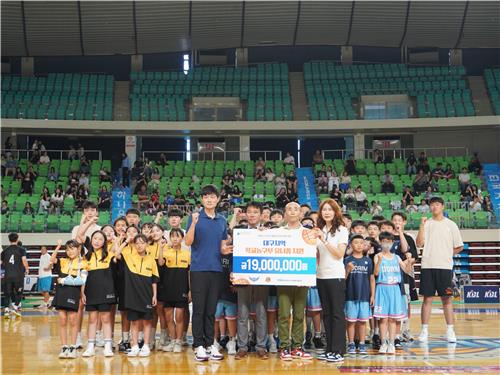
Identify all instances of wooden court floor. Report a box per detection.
[2,304,500,374]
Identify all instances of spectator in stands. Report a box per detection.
[458,167,471,192]
[381,170,395,193]
[0,185,5,200]
[317,172,328,194]
[390,197,402,211]
[174,188,187,205]
[30,149,41,164]
[222,175,234,193]
[255,170,266,183]
[48,167,58,182]
[79,155,90,174]
[328,169,340,193]
[39,151,50,164]
[417,151,427,164]
[413,170,429,194]
[344,154,356,175]
[137,185,149,210]
[418,199,430,214]
[406,152,417,175]
[99,168,112,183]
[4,137,14,152]
[1,200,9,215]
[370,201,383,216]
[13,167,24,181]
[330,185,343,206]
[158,153,168,166]
[1,155,6,177]
[424,186,437,202]
[402,186,414,208]
[134,173,148,195]
[283,152,295,166]
[77,144,85,159]
[431,163,445,180]
[98,186,111,210]
[286,171,298,193]
[21,167,36,194]
[51,187,65,209]
[406,199,418,214]
[121,152,130,187]
[219,188,232,211]
[276,188,290,209]
[234,168,245,182]
[468,152,482,175]
[373,149,383,163]
[75,186,88,209]
[469,196,482,213]
[164,191,175,207]
[429,175,439,192]
[470,185,483,203]
[145,201,159,216]
[66,185,77,199]
[286,187,298,203]
[275,172,287,193]
[231,185,243,204]
[316,164,327,177]
[68,145,77,160]
[312,150,324,166]
[253,157,264,174]
[443,164,454,180]
[78,173,89,188]
[143,158,153,179]
[131,161,143,182]
[417,159,431,175]
[354,186,367,211]
[483,196,493,216]
[340,171,351,192]
[265,168,276,182]
[5,155,17,176]
[23,202,35,216]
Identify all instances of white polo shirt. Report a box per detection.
[316,225,349,279]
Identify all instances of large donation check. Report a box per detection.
[232,227,317,287]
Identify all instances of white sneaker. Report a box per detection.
[59,346,69,359]
[446,329,457,343]
[209,344,224,360]
[418,329,429,342]
[213,340,223,352]
[66,346,77,359]
[3,308,10,319]
[378,342,388,354]
[96,332,105,347]
[387,343,396,354]
[128,345,140,357]
[226,339,237,355]
[82,347,95,357]
[75,334,83,349]
[173,341,182,353]
[160,332,169,347]
[103,346,114,357]
[194,346,209,362]
[269,337,278,353]
[162,341,175,352]
[139,345,151,357]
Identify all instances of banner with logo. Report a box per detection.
[112,187,131,223]
[232,228,317,287]
[462,285,499,304]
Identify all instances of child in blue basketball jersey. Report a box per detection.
[344,235,375,355]
[373,232,414,355]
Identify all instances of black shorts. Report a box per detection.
[127,309,153,321]
[163,301,188,309]
[3,278,24,293]
[86,303,113,312]
[419,269,454,297]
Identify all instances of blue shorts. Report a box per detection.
[373,284,407,320]
[306,287,322,312]
[267,295,278,312]
[215,300,237,320]
[345,301,372,322]
[37,276,52,292]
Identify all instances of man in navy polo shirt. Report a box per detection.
[185,185,233,362]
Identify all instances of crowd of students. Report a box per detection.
[1,183,463,363]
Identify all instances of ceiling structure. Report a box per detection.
[2,1,499,57]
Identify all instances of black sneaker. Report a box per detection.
[304,331,313,350]
[312,336,324,351]
[219,336,229,350]
[394,338,403,350]
[372,334,381,349]
[118,341,131,352]
[138,339,144,349]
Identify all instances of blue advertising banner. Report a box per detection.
[112,187,131,223]
[462,285,500,304]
